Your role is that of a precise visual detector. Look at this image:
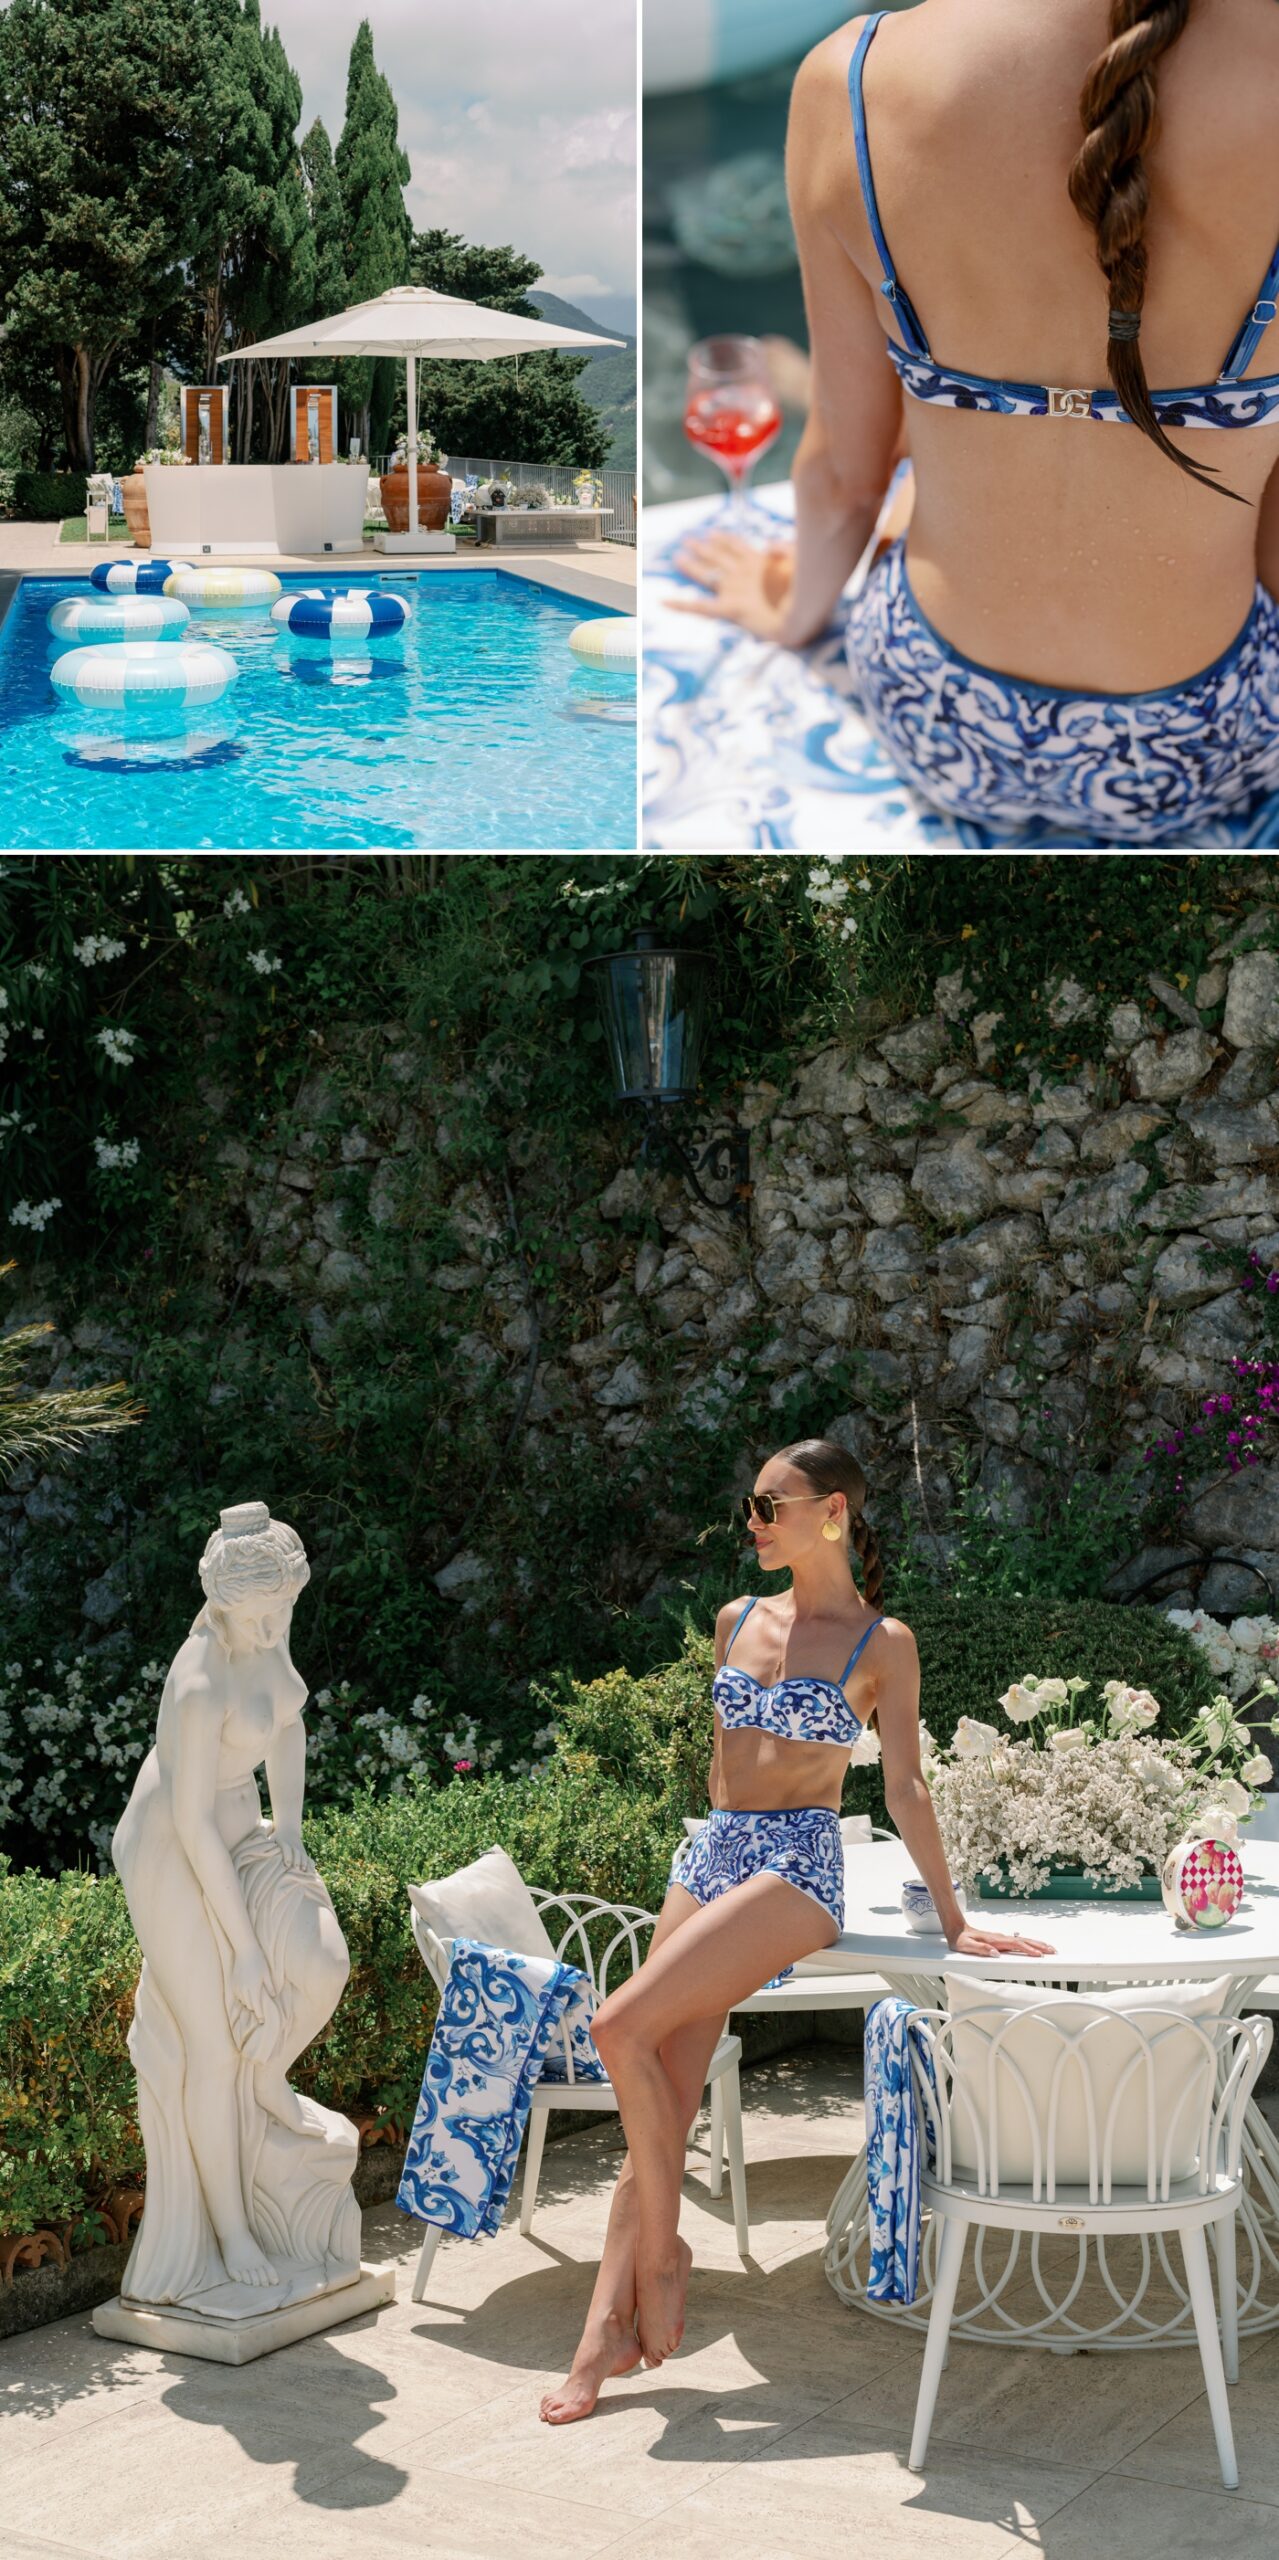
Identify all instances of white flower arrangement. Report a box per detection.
[930,1665,1279,1895]
[1165,1606,1279,1711]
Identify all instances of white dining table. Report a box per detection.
[819,1836,1279,2352]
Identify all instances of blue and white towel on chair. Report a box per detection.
[864,1995,938,2305]
[396,1935,605,2237]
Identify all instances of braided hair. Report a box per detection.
[1068,0,1243,501]
[773,1438,885,1609]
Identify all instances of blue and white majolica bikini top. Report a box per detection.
[851,10,1279,430]
[712,1594,883,1746]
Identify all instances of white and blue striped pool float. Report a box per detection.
[270,587,411,637]
[48,594,190,644]
[569,617,636,665]
[89,557,194,594]
[645,0,850,92]
[50,641,239,709]
[165,566,281,607]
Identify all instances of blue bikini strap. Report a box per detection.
[1219,237,1279,383]
[724,1595,757,1662]
[848,14,932,362]
[838,1616,884,1686]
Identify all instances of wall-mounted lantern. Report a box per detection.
[585,931,751,1225]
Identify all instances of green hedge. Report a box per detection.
[0,1602,1216,2242]
[9,470,88,522]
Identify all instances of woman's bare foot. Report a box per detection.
[539,2311,644,2424]
[636,2236,693,2367]
[221,2232,278,2287]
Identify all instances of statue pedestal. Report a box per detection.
[92,2260,395,2366]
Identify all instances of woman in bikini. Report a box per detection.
[540,1438,1052,2426]
[673,0,1279,844]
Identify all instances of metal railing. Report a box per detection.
[370,452,636,545]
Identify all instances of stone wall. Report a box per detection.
[7,933,1279,1642]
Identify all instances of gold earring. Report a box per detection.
[821,1517,842,1542]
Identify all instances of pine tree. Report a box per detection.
[335,18,411,457]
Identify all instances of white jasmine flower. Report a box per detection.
[222,889,251,917]
[73,935,126,965]
[93,1137,140,1169]
[94,1026,137,1066]
[248,949,281,976]
[10,1197,61,1231]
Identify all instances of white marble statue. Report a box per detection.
[111,1502,363,2322]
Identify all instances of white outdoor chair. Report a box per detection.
[902,1983,1273,2489]
[408,1887,749,2302]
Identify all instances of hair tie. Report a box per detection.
[1109,311,1142,344]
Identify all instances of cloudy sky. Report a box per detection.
[270,0,637,323]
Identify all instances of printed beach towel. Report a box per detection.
[864,1994,938,2305]
[396,1935,604,2239]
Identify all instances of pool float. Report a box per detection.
[89,557,194,594]
[164,567,281,607]
[271,587,411,636]
[569,617,637,665]
[645,0,847,93]
[48,594,190,643]
[50,641,239,709]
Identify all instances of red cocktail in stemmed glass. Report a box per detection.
[684,336,782,534]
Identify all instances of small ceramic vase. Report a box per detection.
[902,1876,965,1935]
[1160,1834,1245,1931]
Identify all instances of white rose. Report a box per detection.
[955,1716,1000,1759]
[849,1727,882,1767]
[1188,1809,1241,1845]
[1034,1679,1071,1710]
[1165,1610,1195,1632]
[1217,1778,1252,1817]
[1241,1754,1274,1788]
[998,1684,1039,1724]
[1048,1726,1089,1753]
[1126,1692,1159,1731]
[1229,1618,1266,1655]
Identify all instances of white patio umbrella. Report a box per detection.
[221,286,624,544]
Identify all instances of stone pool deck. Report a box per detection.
[4,2050,1278,2559]
[0,527,636,616]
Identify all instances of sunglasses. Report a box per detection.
[738,1491,828,1528]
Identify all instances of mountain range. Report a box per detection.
[530,291,636,469]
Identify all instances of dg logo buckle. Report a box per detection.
[1047,388,1093,420]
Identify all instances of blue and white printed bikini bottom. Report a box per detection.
[844,536,1279,845]
[671,1806,844,1983]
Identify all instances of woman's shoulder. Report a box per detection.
[868,1613,917,1658]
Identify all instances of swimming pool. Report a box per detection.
[0,570,636,849]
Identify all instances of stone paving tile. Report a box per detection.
[0,2535,111,2560]
[1111,2327,1279,2506]
[1003,2474,1279,2557]
[157,2462,626,2559]
[592,2422,1095,2560]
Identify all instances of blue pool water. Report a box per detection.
[0,571,636,849]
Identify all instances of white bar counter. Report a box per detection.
[143,463,369,557]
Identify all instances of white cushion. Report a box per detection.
[408,1845,558,1971]
[944,1972,1232,2190]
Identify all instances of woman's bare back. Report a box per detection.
[811,0,1279,687]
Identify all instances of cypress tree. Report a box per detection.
[301,120,348,320]
[334,17,411,459]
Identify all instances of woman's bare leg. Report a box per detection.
[592,1875,837,2366]
[540,1886,718,2424]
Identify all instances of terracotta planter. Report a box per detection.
[378,464,452,534]
[119,473,150,548]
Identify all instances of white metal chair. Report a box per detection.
[408,1887,749,2302]
[902,1985,1273,2488]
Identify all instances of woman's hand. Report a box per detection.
[945,1921,1057,1960]
[669,531,797,642]
[273,1827,313,1876]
